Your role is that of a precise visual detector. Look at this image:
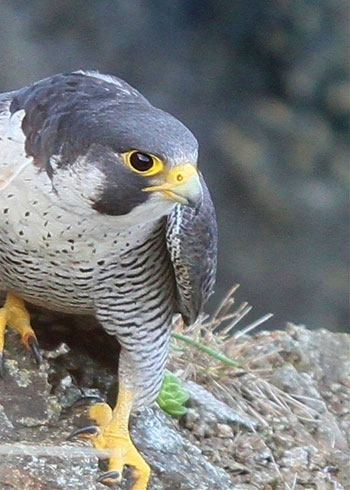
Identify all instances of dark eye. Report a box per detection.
[129,151,154,172]
[123,150,163,176]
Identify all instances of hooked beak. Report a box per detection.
[143,163,202,208]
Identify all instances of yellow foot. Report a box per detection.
[0,293,42,375]
[69,396,150,489]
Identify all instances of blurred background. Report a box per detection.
[0,0,348,332]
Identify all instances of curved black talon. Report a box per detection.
[64,395,105,417]
[0,352,4,378]
[69,395,104,410]
[27,336,42,366]
[67,424,100,441]
[97,471,121,487]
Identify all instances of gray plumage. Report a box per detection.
[0,71,217,407]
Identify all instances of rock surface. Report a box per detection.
[0,326,236,490]
[0,317,349,489]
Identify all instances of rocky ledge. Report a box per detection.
[0,313,348,490]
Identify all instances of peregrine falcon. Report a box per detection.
[0,71,217,489]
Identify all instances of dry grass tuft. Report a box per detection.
[169,284,319,428]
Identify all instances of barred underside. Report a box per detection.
[95,221,176,406]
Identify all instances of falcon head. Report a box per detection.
[11,71,202,224]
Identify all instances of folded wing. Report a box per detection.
[166,173,218,325]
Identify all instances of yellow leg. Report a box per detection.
[72,383,150,489]
[0,293,41,374]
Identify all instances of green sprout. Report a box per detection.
[157,370,190,417]
[171,332,241,368]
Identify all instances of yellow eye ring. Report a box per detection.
[122,150,163,176]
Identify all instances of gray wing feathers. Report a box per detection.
[166,174,218,325]
[0,91,16,114]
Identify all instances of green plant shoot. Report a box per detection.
[157,370,190,417]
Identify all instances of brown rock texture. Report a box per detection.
[0,313,348,489]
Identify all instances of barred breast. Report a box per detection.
[0,186,175,318]
[0,188,176,407]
